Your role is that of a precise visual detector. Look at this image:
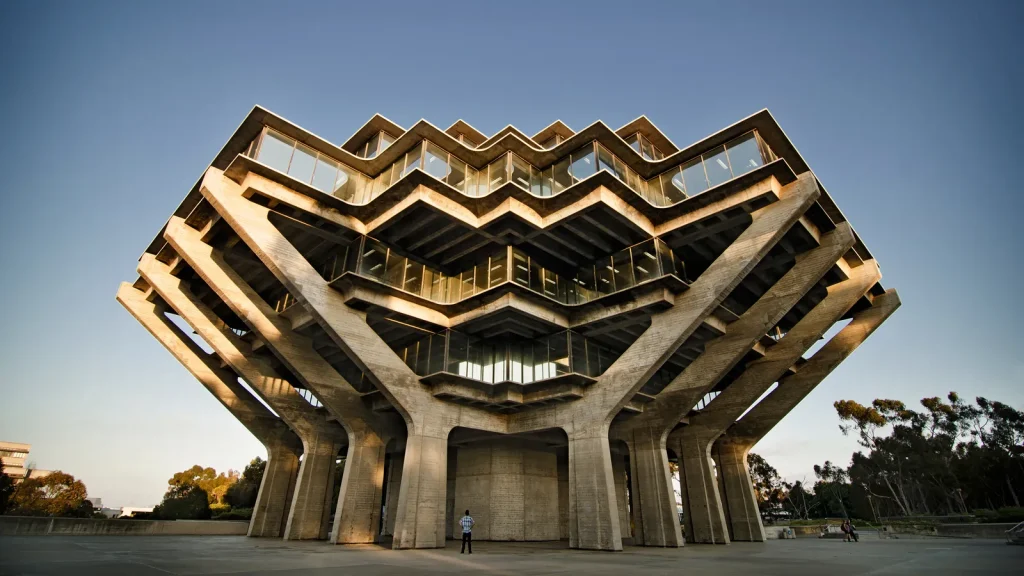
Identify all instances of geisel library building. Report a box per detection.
[117,107,899,550]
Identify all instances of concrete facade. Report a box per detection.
[117,107,898,551]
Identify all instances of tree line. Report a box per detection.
[748,392,1024,523]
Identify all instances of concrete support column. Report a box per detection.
[284,433,342,541]
[713,440,763,542]
[675,434,729,544]
[393,429,451,549]
[566,427,622,551]
[624,429,682,547]
[332,431,387,544]
[249,442,299,538]
[610,450,632,541]
[383,451,404,536]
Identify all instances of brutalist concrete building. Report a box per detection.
[117,107,899,550]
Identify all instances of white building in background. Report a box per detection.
[0,441,52,481]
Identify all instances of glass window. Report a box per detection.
[645,175,664,206]
[360,237,388,279]
[576,265,596,303]
[334,165,358,202]
[509,154,531,189]
[626,133,641,154]
[542,269,558,299]
[402,143,422,177]
[725,132,763,176]
[377,159,394,191]
[611,249,634,291]
[447,331,468,374]
[529,258,544,293]
[703,146,732,187]
[474,261,488,293]
[363,133,380,158]
[383,250,405,288]
[656,238,677,276]
[379,132,395,154]
[596,258,615,294]
[289,144,318,184]
[488,155,508,190]
[597,144,616,174]
[569,144,595,182]
[530,167,551,197]
[488,251,507,287]
[461,269,476,298]
[549,333,570,376]
[632,240,659,284]
[447,155,467,191]
[552,157,572,193]
[310,157,339,193]
[512,250,530,286]
[660,168,687,204]
[403,260,423,294]
[681,156,710,195]
[570,332,586,375]
[424,143,450,180]
[466,167,485,197]
[539,135,559,149]
[640,138,656,161]
[256,131,294,173]
[611,156,629,183]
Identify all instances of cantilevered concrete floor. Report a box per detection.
[0,535,1018,575]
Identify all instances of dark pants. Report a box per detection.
[461,531,472,553]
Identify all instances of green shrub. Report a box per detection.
[996,507,1024,522]
[212,507,253,521]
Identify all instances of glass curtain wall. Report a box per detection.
[396,329,615,385]
[246,128,776,209]
[318,236,685,306]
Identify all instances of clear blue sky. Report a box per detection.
[1,1,1021,507]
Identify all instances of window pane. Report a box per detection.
[576,265,596,303]
[542,269,558,299]
[681,156,710,195]
[632,240,659,284]
[360,238,387,279]
[725,133,763,176]
[448,331,467,373]
[383,250,405,288]
[334,166,359,201]
[549,333,569,376]
[646,175,664,205]
[626,133,641,154]
[539,136,558,149]
[597,144,616,174]
[569,144,595,182]
[474,261,488,293]
[466,167,485,197]
[379,132,395,153]
[364,133,380,159]
[596,258,614,294]
[640,138,656,161]
[552,158,572,193]
[402,144,422,176]
[289,144,317,184]
[256,131,294,173]
[703,146,732,187]
[612,156,629,183]
[529,258,544,293]
[488,155,508,190]
[488,252,507,287]
[424,143,450,180]
[656,238,677,276]
[310,157,339,192]
[509,154,531,189]
[611,249,634,291]
[660,168,687,203]
[447,155,467,191]
[404,260,423,294]
[512,250,530,286]
[461,269,476,298]
[570,332,586,375]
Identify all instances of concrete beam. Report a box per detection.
[137,255,345,541]
[116,283,301,538]
[163,217,394,545]
[674,260,881,542]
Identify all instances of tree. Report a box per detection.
[782,480,815,520]
[224,457,266,509]
[167,465,238,505]
[747,453,786,522]
[813,461,851,518]
[7,471,88,517]
[0,465,14,514]
[153,484,211,520]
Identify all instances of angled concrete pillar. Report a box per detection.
[625,222,856,544]
[624,428,681,547]
[116,283,301,538]
[137,255,345,541]
[566,425,623,551]
[610,449,632,541]
[723,289,902,447]
[392,424,452,549]
[199,168,503,549]
[683,260,881,541]
[383,451,404,537]
[163,217,391,544]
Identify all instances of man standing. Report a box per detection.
[459,509,475,554]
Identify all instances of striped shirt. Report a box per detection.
[460,515,474,533]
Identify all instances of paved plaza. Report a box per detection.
[1,535,1020,575]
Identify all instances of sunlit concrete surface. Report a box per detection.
[1,535,1019,575]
